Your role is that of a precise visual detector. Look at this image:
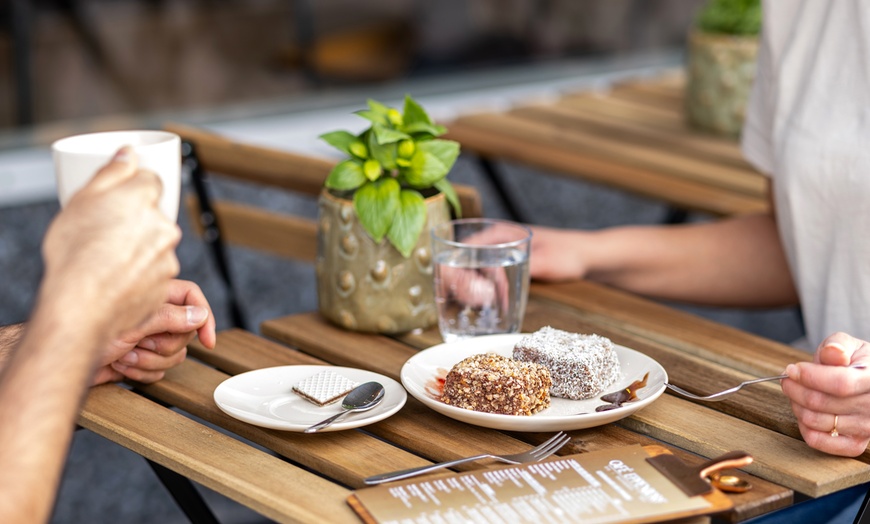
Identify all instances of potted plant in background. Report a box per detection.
[685,0,761,137]
[317,95,461,333]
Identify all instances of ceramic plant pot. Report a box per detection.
[685,30,759,137]
[316,189,450,334]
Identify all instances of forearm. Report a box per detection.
[0,323,24,373]
[0,292,108,523]
[584,213,799,308]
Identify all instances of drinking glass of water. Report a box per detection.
[431,218,532,343]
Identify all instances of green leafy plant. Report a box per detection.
[319,95,461,258]
[696,0,761,36]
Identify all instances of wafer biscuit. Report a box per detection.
[293,370,359,406]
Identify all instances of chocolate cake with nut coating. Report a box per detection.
[513,326,621,400]
[440,353,551,415]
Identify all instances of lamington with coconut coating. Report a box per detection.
[513,326,621,400]
[440,353,551,416]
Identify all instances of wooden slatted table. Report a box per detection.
[77,279,870,523]
[444,73,769,220]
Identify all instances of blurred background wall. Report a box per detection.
[0,0,703,128]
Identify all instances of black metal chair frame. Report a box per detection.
[182,140,249,330]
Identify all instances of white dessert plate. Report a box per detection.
[214,365,407,432]
[400,334,667,432]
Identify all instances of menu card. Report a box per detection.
[348,445,729,524]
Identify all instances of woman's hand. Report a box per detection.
[527,226,590,281]
[782,332,870,456]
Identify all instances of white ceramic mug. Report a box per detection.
[51,130,181,221]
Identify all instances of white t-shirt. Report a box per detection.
[741,0,870,347]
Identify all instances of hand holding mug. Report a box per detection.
[41,146,182,342]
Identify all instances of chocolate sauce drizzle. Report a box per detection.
[595,372,650,412]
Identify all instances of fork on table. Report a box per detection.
[665,363,867,402]
[363,431,571,485]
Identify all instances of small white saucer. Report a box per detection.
[214,365,407,432]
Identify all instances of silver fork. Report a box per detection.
[363,431,571,485]
[666,364,867,402]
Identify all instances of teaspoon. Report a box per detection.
[305,381,385,433]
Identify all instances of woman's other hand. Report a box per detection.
[782,332,870,456]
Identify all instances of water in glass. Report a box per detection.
[434,246,529,342]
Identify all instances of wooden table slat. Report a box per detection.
[560,89,685,127]
[137,357,433,489]
[613,76,686,99]
[554,92,738,165]
[451,112,765,197]
[608,83,686,112]
[513,102,750,168]
[531,280,807,376]
[624,395,870,497]
[444,121,767,217]
[80,384,357,524]
[256,321,416,381]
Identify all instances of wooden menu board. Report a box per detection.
[348,445,732,524]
